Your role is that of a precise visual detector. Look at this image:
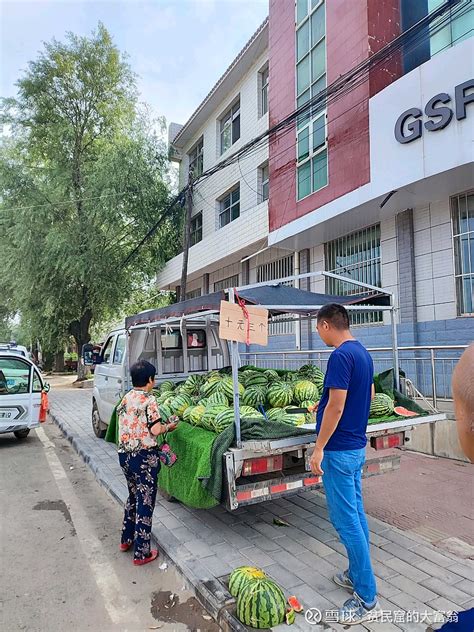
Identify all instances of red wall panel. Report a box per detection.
[268,0,401,233]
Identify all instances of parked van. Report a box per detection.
[0,351,48,439]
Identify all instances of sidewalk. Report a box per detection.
[48,388,474,632]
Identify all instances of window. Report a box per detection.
[257,255,295,335]
[113,334,126,365]
[185,288,202,300]
[259,163,269,202]
[190,213,203,246]
[220,99,240,154]
[0,358,30,395]
[428,0,473,57]
[260,65,269,116]
[219,185,240,228]
[101,337,114,364]
[214,274,240,292]
[188,137,204,178]
[296,0,328,200]
[32,370,43,393]
[452,191,474,315]
[325,225,382,326]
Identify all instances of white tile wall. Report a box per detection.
[413,199,457,322]
[381,220,399,324]
[158,49,269,289]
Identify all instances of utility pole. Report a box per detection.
[179,168,193,302]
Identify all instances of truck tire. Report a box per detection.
[92,400,107,439]
[14,429,30,439]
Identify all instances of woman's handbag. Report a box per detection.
[146,405,178,467]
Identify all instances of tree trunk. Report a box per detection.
[54,351,65,372]
[69,309,92,381]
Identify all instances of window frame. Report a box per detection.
[190,212,203,246]
[451,190,474,316]
[295,0,328,201]
[213,274,240,292]
[325,224,382,326]
[0,357,32,395]
[101,336,115,364]
[218,185,240,228]
[112,334,126,365]
[259,162,269,203]
[220,99,240,155]
[188,136,204,178]
[259,64,269,117]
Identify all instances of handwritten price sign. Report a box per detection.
[219,301,269,346]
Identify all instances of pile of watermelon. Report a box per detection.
[154,364,325,435]
[228,566,303,628]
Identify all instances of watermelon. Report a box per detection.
[241,370,267,388]
[170,393,193,417]
[236,578,287,628]
[184,405,206,426]
[207,391,229,406]
[200,376,222,397]
[281,412,306,426]
[218,377,245,400]
[242,386,266,409]
[264,369,280,382]
[158,402,173,422]
[394,406,418,417]
[213,408,235,433]
[300,400,318,410]
[160,380,175,393]
[293,380,319,405]
[229,566,267,598]
[266,408,286,422]
[286,608,295,625]
[201,404,228,431]
[370,393,395,418]
[288,596,303,613]
[298,364,324,388]
[240,405,265,421]
[268,382,294,408]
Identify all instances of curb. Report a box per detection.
[48,411,245,631]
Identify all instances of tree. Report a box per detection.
[1,24,181,377]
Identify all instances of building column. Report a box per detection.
[203,273,209,295]
[241,260,250,286]
[396,209,418,346]
[298,249,311,351]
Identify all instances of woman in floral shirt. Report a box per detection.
[117,360,177,566]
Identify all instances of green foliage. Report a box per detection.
[0,24,182,368]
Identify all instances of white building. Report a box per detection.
[159,19,270,298]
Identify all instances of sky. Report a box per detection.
[1,0,268,126]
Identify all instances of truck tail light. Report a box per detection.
[370,432,405,450]
[242,455,283,476]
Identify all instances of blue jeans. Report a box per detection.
[322,447,377,605]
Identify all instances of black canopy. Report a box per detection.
[125,284,390,329]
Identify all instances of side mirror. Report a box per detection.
[43,383,51,393]
[82,344,102,366]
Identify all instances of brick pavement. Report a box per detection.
[48,387,474,632]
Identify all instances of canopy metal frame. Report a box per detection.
[126,271,399,447]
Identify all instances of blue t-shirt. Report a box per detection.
[316,340,374,451]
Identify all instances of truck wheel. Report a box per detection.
[92,401,107,439]
[14,429,30,439]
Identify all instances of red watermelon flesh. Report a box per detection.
[394,406,418,417]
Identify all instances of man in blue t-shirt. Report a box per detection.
[309,303,379,625]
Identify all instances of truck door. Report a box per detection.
[109,333,126,403]
[94,335,116,424]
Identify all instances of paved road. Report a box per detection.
[0,421,218,632]
[46,386,474,632]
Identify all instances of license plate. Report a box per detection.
[0,409,15,419]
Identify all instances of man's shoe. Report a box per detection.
[133,549,159,566]
[336,594,380,626]
[333,570,354,592]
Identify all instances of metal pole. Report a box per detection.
[228,288,242,448]
[430,348,437,409]
[294,251,301,351]
[179,169,194,301]
[390,302,400,392]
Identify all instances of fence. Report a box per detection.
[240,345,468,407]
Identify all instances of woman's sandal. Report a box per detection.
[133,549,159,566]
[119,542,132,552]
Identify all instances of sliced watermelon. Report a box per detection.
[288,596,303,613]
[286,608,296,625]
[394,406,418,418]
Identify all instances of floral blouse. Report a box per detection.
[116,390,161,453]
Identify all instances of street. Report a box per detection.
[0,420,218,632]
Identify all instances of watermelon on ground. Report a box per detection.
[228,566,267,597]
[236,578,287,628]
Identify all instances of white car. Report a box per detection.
[0,352,48,439]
